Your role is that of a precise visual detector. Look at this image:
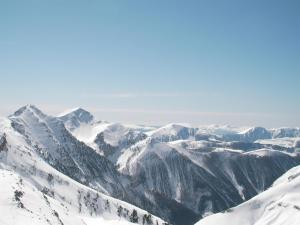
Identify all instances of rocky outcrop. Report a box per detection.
[0,133,7,152]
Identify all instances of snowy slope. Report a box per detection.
[58,107,94,131]
[196,125,247,137]
[195,165,300,225]
[196,126,300,143]
[271,127,300,138]
[8,105,128,196]
[0,114,166,225]
[60,111,147,160]
[146,123,196,142]
[59,107,300,225]
[237,127,272,142]
[93,123,147,161]
[117,137,300,224]
[3,105,300,225]
[60,109,300,154]
[255,137,299,149]
[0,169,160,225]
[0,169,85,225]
[3,106,175,225]
[147,124,300,144]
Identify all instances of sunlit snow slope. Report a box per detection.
[195,165,300,225]
[0,108,166,225]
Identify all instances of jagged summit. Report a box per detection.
[58,107,94,131]
[0,117,165,225]
[2,105,300,225]
[11,104,46,118]
[58,107,90,117]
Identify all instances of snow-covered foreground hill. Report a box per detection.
[0,112,166,225]
[195,165,300,225]
[0,169,139,225]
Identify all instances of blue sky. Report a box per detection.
[0,0,299,127]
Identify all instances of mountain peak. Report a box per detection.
[59,107,91,117]
[239,126,270,136]
[58,107,94,131]
[12,104,46,118]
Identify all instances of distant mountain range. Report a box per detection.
[1,105,300,225]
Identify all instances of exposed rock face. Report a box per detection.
[295,139,300,148]
[117,139,300,225]
[0,118,166,225]
[4,106,175,224]
[94,127,147,162]
[7,105,299,225]
[272,128,300,138]
[58,107,94,131]
[58,108,300,225]
[9,105,127,197]
[0,133,7,152]
[195,165,300,225]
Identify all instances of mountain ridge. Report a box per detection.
[1,104,300,225]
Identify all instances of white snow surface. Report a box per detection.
[0,169,136,225]
[195,165,300,225]
[196,125,248,136]
[256,137,298,148]
[2,105,300,225]
[0,112,165,225]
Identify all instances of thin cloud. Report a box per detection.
[0,103,278,119]
[81,93,136,98]
[90,107,275,118]
[80,92,219,99]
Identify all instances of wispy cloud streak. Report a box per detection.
[80,92,219,99]
[89,107,275,118]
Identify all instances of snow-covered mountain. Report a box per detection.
[59,107,94,131]
[195,164,300,225]
[60,113,148,161]
[271,127,300,139]
[295,139,300,148]
[237,127,272,142]
[9,105,127,196]
[116,138,300,222]
[197,126,300,143]
[58,107,300,225]
[0,106,167,225]
[2,105,300,225]
[146,123,197,142]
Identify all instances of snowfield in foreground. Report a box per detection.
[0,169,152,225]
[195,165,300,225]
[0,170,136,225]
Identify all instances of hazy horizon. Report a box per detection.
[0,103,298,129]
